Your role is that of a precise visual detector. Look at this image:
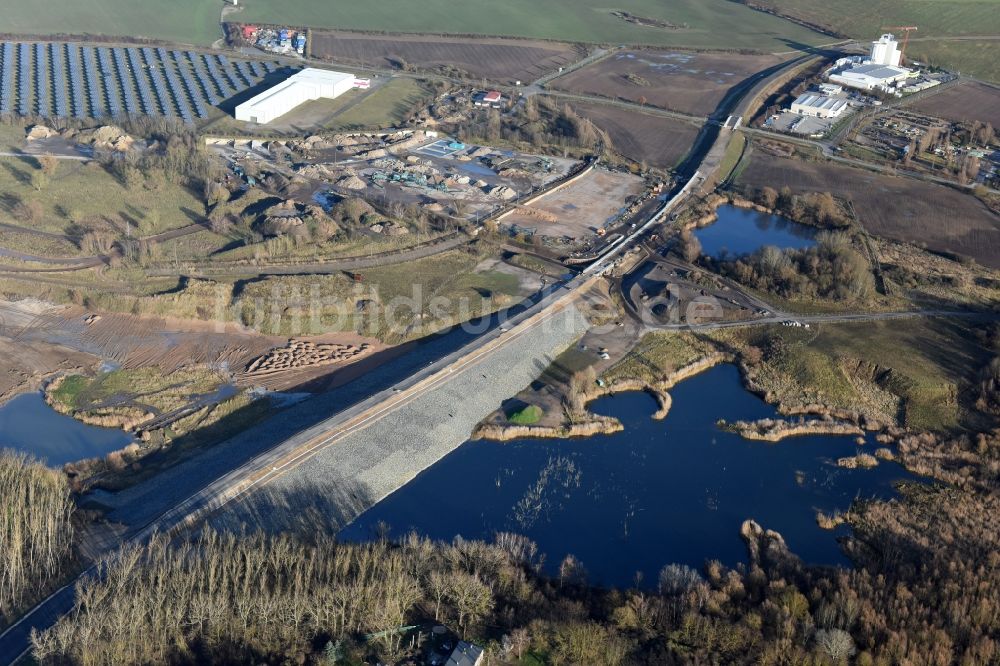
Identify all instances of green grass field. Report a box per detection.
[508,404,543,425]
[756,0,1000,81]
[0,0,827,52]
[242,0,828,51]
[0,0,222,45]
[717,318,992,432]
[0,157,206,248]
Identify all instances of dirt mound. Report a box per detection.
[486,184,517,200]
[77,125,134,151]
[337,174,368,190]
[26,125,57,140]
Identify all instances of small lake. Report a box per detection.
[694,205,817,257]
[340,364,918,587]
[0,392,133,467]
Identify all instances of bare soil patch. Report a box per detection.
[736,152,1000,268]
[552,50,784,115]
[310,31,587,85]
[0,299,386,394]
[502,168,645,238]
[906,81,1000,128]
[0,336,96,405]
[571,102,699,168]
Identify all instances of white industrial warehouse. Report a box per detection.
[234,68,355,124]
[829,63,911,91]
[790,93,848,119]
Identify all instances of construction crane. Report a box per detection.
[883,26,918,64]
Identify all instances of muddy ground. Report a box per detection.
[571,102,701,169]
[310,31,587,85]
[502,168,645,238]
[0,298,387,401]
[553,50,785,116]
[906,81,1000,128]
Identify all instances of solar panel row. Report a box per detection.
[0,43,12,113]
[66,43,87,119]
[34,43,48,116]
[17,43,30,116]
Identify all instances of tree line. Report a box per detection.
[31,419,1000,666]
[0,452,75,626]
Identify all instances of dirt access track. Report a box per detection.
[571,101,700,169]
[551,50,786,116]
[501,168,645,238]
[310,31,587,85]
[904,81,1000,128]
[736,152,1000,268]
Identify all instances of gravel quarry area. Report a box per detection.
[211,303,591,534]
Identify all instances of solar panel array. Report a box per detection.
[0,40,281,124]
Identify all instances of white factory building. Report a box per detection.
[790,93,848,119]
[826,33,913,92]
[829,63,911,91]
[235,68,355,124]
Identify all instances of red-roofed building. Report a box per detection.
[241,25,258,40]
[474,90,504,107]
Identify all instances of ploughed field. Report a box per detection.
[571,102,700,168]
[551,50,785,116]
[905,81,1000,129]
[736,152,1000,268]
[310,32,587,85]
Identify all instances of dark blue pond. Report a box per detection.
[340,364,917,587]
[0,392,133,467]
[694,205,817,257]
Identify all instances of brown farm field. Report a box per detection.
[571,102,700,169]
[905,81,1000,128]
[309,32,587,85]
[736,152,1000,268]
[551,50,784,116]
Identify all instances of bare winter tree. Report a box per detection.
[815,628,856,662]
[0,453,74,624]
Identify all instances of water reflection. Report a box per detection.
[694,205,817,257]
[341,365,918,587]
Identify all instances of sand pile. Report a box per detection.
[337,174,367,190]
[26,125,57,140]
[486,185,517,200]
